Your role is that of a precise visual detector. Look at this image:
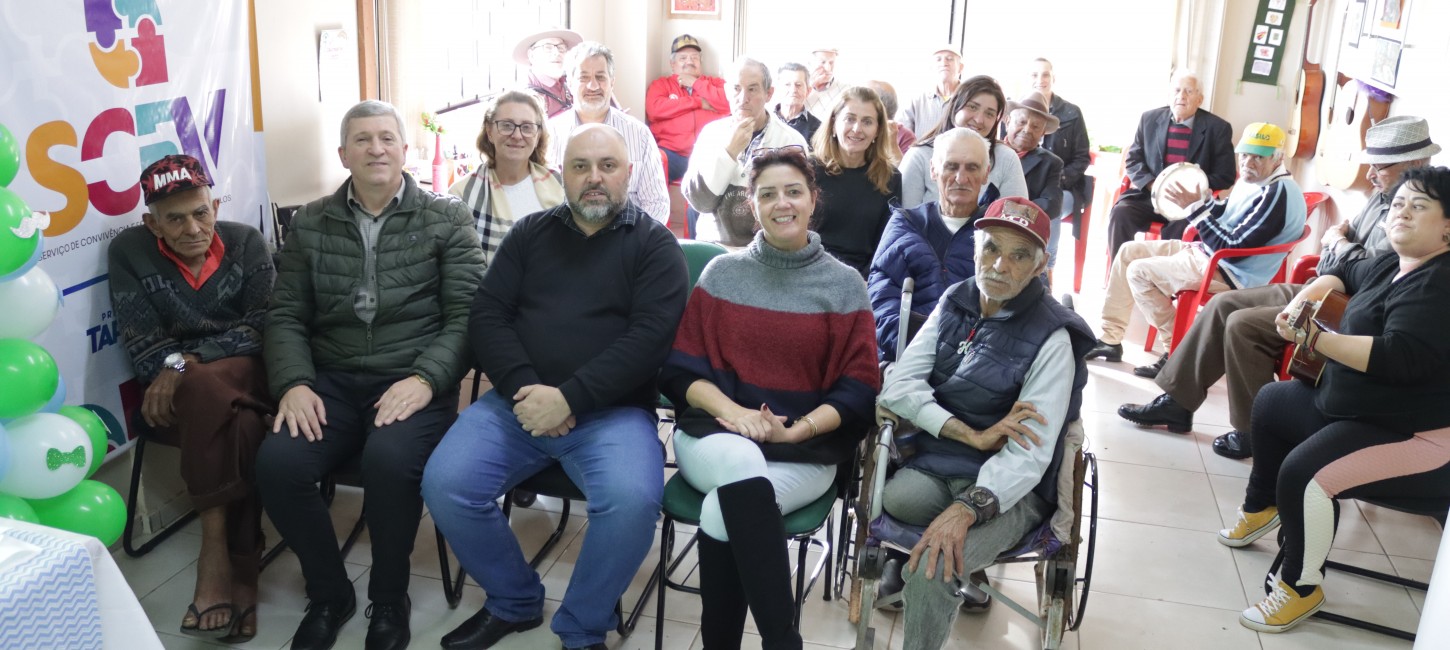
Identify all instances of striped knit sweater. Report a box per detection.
[660,231,882,465]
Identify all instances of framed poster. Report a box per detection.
[669,0,719,19]
[1369,0,1410,40]
[1346,0,1366,48]
[1370,37,1402,87]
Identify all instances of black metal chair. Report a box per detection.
[1267,496,1447,642]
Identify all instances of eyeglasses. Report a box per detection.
[492,120,540,137]
[530,42,569,54]
[1370,161,1402,173]
[750,144,806,159]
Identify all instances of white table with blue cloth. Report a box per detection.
[0,518,161,650]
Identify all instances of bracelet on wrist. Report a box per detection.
[413,374,432,389]
[799,415,819,438]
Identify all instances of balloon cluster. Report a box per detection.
[0,122,125,545]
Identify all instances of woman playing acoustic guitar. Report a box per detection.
[1218,166,1450,633]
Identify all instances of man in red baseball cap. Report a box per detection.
[876,195,1096,647]
[110,153,276,642]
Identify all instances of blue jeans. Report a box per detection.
[421,390,664,647]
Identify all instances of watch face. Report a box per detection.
[164,353,185,368]
[970,490,995,507]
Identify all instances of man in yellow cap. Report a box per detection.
[1086,122,1306,372]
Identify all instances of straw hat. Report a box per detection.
[1357,116,1441,164]
[512,27,582,66]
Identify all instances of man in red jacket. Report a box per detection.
[646,34,730,182]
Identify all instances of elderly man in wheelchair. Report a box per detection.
[873,197,1095,650]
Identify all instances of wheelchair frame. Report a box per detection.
[848,419,1098,649]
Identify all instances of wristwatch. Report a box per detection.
[163,352,187,374]
[955,486,1000,523]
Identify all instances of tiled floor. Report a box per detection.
[113,248,1441,649]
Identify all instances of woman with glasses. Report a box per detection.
[660,147,880,649]
[900,75,1027,209]
[449,91,566,264]
[810,86,902,277]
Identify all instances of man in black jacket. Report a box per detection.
[1106,71,1236,257]
[1003,92,1065,269]
[422,124,689,650]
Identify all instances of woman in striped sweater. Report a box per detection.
[660,146,881,650]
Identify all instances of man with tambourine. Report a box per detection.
[1086,122,1307,367]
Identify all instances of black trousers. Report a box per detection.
[257,370,456,604]
[1245,381,1450,589]
[1106,193,1188,259]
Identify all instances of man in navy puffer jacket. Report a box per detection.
[869,128,999,359]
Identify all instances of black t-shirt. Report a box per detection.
[1317,252,1450,432]
[811,160,902,277]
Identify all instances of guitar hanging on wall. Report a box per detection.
[1315,74,1391,191]
[1286,0,1325,159]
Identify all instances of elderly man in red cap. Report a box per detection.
[1002,91,1065,271]
[109,154,275,642]
[877,196,1095,648]
[513,26,583,118]
[646,34,730,184]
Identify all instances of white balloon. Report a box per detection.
[0,266,60,339]
[0,412,89,499]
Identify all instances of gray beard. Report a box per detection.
[572,199,622,224]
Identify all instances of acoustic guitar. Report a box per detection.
[1287,0,1325,159]
[1286,289,1348,386]
[1315,75,1391,191]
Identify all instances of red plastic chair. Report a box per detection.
[1145,224,1313,354]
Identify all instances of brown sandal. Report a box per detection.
[180,602,236,638]
[219,605,257,643]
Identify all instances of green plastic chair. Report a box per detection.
[660,240,730,414]
[652,472,839,649]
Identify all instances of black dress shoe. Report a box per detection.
[1212,431,1253,459]
[1117,393,1193,433]
[1133,354,1167,378]
[1085,339,1124,362]
[959,569,993,612]
[291,595,356,650]
[441,607,544,650]
[364,595,410,650]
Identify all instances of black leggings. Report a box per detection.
[1246,381,1450,589]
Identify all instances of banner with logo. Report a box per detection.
[0,1,269,461]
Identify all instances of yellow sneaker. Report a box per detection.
[1240,577,1324,633]
[1218,506,1280,548]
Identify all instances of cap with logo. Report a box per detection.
[671,34,702,54]
[1234,122,1286,157]
[975,196,1050,249]
[140,154,213,206]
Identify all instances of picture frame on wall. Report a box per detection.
[1370,37,1402,87]
[669,0,720,19]
[1369,0,1410,40]
[1347,0,1366,48]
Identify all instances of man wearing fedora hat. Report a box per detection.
[898,45,964,139]
[1003,91,1066,270]
[1119,116,1439,459]
[647,34,730,183]
[513,27,583,118]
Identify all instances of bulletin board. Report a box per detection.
[1241,0,1298,85]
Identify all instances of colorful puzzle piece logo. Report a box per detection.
[85,0,168,88]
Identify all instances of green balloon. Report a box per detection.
[0,338,59,419]
[0,123,17,187]
[27,480,126,546]
[0,187,40,278]
[59,406,110,479]
[0,493,38,523]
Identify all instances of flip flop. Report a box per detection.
[179,602,236,639]
[219,605,257,644]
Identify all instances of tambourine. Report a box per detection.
[1151,162,1210,221]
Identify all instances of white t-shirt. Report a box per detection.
[941,215,970,234]
[501,177,544,218]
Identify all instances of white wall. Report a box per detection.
[254,0,359,207]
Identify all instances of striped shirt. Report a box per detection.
[1163,118,1194,166]
[546,107,671,224]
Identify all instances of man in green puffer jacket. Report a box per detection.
[257,100,483,650]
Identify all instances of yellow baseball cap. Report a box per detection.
[1235,122,1286,157]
